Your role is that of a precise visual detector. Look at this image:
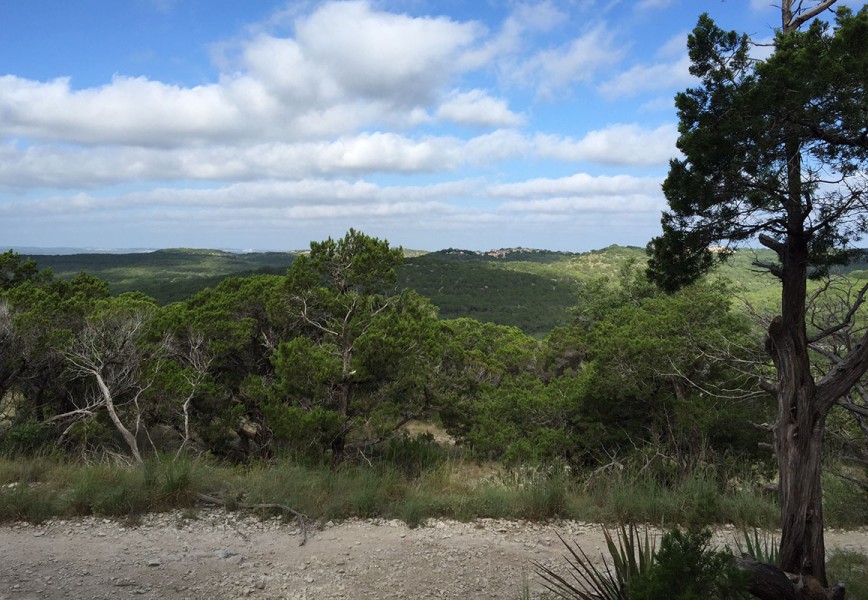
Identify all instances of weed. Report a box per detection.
[827,549,868,598]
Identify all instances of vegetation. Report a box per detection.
[536,526,749,600]
[647,1,868,586]
[3,223,868,597]
[21,248,297,304]
[5,2,868,596]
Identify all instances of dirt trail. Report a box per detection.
[1,511,866,600]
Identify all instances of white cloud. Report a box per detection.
[293,1,478,106]
[514,26,625,96]
[2,124,674,190]
[639,96,675,112]
[500,194,664,214]
[0,1,687,252]
[436,90,523,127]
[0,130,535,189]
[598,54,693,98]
[636,0,675,10]
[657,32,688,60]
[488,173,662,199]
[0,2,488,148]
[534,123,678,166]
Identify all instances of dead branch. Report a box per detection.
[195,492,313,546]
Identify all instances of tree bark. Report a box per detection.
[763,130,833,584]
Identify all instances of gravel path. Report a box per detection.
[1,511,866,599]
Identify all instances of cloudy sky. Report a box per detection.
[0,0,852,252]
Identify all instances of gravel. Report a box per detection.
[0,510,865,599]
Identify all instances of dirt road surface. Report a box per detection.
[1,511,866,599]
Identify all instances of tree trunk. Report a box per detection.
[95,371,143,463]
[766,212,830,584]
[775,374,828,585]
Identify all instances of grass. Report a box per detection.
[828,549,868,598]
[0,454,785,528]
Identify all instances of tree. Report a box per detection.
[63,294,161,463]
[270,230,440,463]
[0,269,111,428]
[0,249,51,291]
[647,1,868,586]
[149,274,285,457]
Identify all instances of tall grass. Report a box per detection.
[0,454,788,528]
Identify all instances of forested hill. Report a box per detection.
[22,248,299,305]
[19,245,868,337]
[400,246,646,336]
[20,245,649,337]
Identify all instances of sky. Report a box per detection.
[0,0,859,252]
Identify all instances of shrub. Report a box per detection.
[627,528,749,600]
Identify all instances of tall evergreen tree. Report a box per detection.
[647,1,868,586]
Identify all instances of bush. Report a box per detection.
[373,432,449,478]
[627,528,749,600]
[0,420,55,455]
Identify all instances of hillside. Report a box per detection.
[20,245,868,336]
[23,248,298,304]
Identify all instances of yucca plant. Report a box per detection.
[534,524,656,599]
[735,527,779,566]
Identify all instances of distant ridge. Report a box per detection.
[9,247,302,256]
[10,247,157,255]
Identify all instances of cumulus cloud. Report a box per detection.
[292,1,478,106]
[488,173,662,199]
[0,1,682,252]
[0,130,535,189]
[0,2,485,147]
[534,123,678,166]
[435,90,524,127]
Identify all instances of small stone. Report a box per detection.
[147,558,161,567]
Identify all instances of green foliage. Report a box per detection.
[27,249,296,304]
[648,7,868,288]
[827,549,868,599]
[627,528,749,600]
[401,250,583,336]
[0,249,53,290]
[372,432,450,478]
[823,471,868,528]
[262,403,344,462]
[270,230,441,462]
[442,268,766,467]
[735,528,779,566]
[596,468,778,528]
[0,420,54,455]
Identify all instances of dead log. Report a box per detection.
[737,555,846,600]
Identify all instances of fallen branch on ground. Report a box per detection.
[195,492,312,546]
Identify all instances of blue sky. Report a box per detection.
[0,0,858,252]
